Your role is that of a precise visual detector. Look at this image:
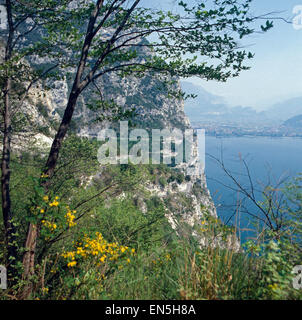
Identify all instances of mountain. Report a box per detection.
[43,74,218,227]
[181,81,270,125]
[182,81,302,128]
[181,81,228,118]
[264,97,302,122]
[284,114,302,128]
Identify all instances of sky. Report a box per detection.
[140,0,302,111]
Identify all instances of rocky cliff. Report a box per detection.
[0,6,239,251]
[25,69,241,250]
[37,69,216,219]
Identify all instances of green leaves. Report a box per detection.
[261,20,274,32]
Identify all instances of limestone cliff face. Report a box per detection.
[1,46,221,244]
[40,70,240,250]
[13,68,217,228]
[37,71,219,227]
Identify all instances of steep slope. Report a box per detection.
[284,114,302,128]
[0,11,239,250]
[182,81,270,125]
[42,71,216,218]
[38,71,240,250]
[265,97,302,122]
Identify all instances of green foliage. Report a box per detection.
[158,177,167,188]
[1,146,302,300]
[198,211,235,243]
[2,0,300,302]
[256,240,296,299]
[85,197,171,251]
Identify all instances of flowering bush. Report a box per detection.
[61,232,135,269]
[29,194,77,239]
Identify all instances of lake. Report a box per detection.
[198,133,302,242]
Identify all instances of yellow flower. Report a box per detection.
[65,210,77,227]
[42,287,49,294]
[40,209,45,214]
[50,200,59,207]
[41,220,57,232]
[100,256,106,263]
[62,232,134,269]
[268,283,278,291]
[43,195,49,202]
[67,261,77,268]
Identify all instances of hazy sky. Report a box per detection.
[141,0,302,111]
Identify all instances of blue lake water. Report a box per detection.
[198,133,302,242]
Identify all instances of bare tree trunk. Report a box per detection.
[43,91,81,180]
[20,224,37,299]
[1,0,17,283]
[1,76,18,281]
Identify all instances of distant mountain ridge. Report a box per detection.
[182,81,302,126]
[266,97,302,122]
[181,81,270,125]
[284,114,302,128]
